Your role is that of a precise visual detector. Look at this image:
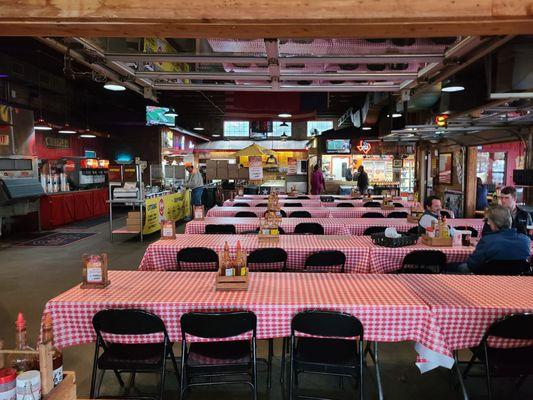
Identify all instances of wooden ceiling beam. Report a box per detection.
[0,0,532,38]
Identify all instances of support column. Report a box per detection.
[465,146,478,217]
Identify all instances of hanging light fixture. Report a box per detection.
[278,113,291,118]
[441,79,465,93]
[193,122,204,131]
[266,154,277,164]
[103,81,126,91]
[280,121,289,127]
[164,108,178,117]
[280,132,288,141]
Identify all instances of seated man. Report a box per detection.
[454,205,531,274]
[418,195,442,231]
[482,186,532,236]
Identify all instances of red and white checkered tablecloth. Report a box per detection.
[207,206,331,218]
[224,199,322,207]
[185,217,351,236]
[398,274,533,371]
[139,234,371,273]
[364,236,475,273]
[328,207,411,218]
[43,271,434,356]
[346,218,484,236]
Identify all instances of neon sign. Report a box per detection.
[356,140,371,154]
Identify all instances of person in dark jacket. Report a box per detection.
[476,177,489,211]
[453,205,531,274]
[481,186,532,236]
[356,165,369,195]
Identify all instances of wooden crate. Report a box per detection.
[421,235,453,247]
[380,204,395,210]
[258,233,280,243]
[215,268,249,291]
[45,371,77,400]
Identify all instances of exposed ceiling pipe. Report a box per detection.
[171,125,211,141]
[153,83,399,92]
[35,37,145,96]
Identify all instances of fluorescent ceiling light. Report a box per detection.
[387,113,403,118]
[278,113,292,118]
[34,118,53,131]
[212,134,221,137]
[193,127,205,131]
[80,134,96,138]
[58,123,77,134]
[362,127,371,131]
[103,82,126,91]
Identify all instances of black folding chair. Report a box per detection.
[475,259,531,275]
[235,211,257,218]
[284,203,303,207]
[289,211,312,218]
[247,248,288,271]
[233,203,250,207]
[458,313,533,400]
[304,250,346,273]
[388,211,408,218]
[294,222,324,235]
[296,196,310,200]
[320,196,335,203]
[205,224,237,234]
[180,311,259,400]
[270,209,287,218]
[454,226,479,238]
[288,310,364,400]
[255,203,268,207]
[361,212,384,218]
[177,247,219,271]
[363,201,381,208]
[337,203,355,207]
[393,202,404,208]
[363,226,387,236]
[90,309,179,400]
[398,250,446,274]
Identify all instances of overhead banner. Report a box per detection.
[248,156,263,180]
[143,191,190,234]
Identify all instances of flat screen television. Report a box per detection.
[326,139,351,154]
[146,106,175,126]
[249,121,272,140]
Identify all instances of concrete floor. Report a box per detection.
[0,214,531,400]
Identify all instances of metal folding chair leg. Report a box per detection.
[373,342,384,400]
[453,351,469,400]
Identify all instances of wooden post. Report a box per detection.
[0,339,4,369]
[465,146,478,218]
[39,342,54,396]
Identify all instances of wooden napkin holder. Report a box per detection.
[193,205,205,220]
[421,235,453,247]
[407,215,420,224]
[215,267,249,292]
[380,204,395,210]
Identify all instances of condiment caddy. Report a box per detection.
[407,202,424,223]
[215,241,249,291]
[160,220,176,239]
[80,254,109,289]
[421,216,453,247]
[258,192,282,243]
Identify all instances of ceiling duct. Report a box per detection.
[493,43,533,92]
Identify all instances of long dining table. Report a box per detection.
[139,234,476,274]
[43,271,533,380]
[185,217,484,237]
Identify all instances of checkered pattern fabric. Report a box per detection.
[44,271,433,354]
[207,206,331,218]
[328,207,411,218]
[366,236,474,273]
[139,234,371,273]
[399,275,533,356]
[224,199,322,207]
[185,218,351,235]
[347,218,484,236]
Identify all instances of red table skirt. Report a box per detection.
[40,188,109,229]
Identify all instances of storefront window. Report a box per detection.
[224,121,250,137]
[272,121,292,137]
[307,121,333,137]
[492,152,506,186]
[476,151,506,186]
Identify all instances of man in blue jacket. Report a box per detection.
[453,205,530,274]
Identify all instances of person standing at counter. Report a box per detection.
[310,164,325,195]
[184,163,204,206]
[476,177,489,211]
[356,165,369,195]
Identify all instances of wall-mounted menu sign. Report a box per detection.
[45,135,70,149]
[123,165,137,182]
[108,164,122,182]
